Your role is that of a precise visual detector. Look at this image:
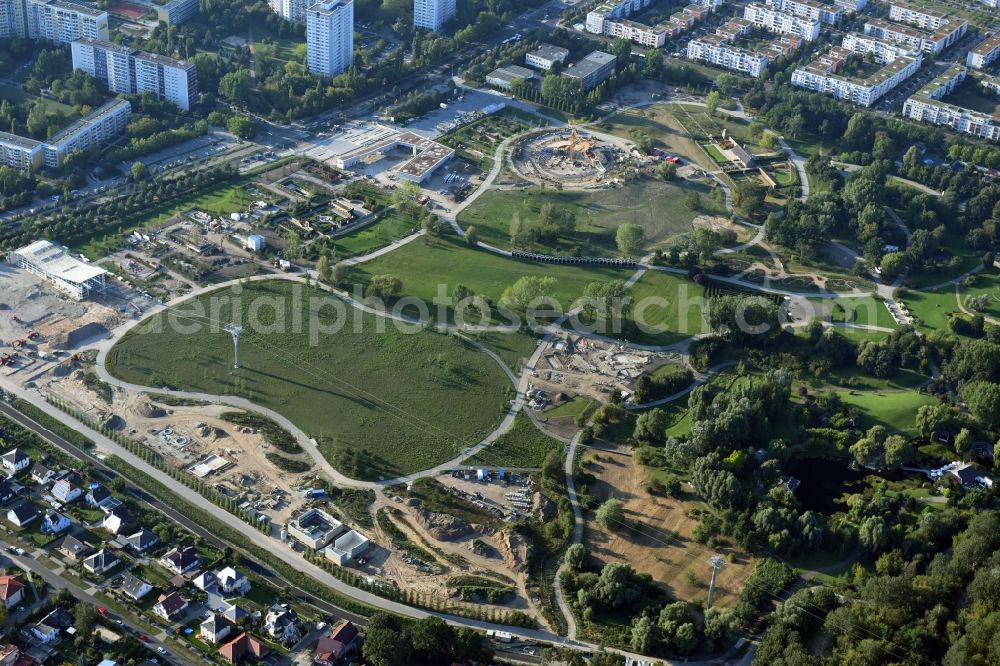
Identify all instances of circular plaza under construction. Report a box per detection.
[509,123,633,188]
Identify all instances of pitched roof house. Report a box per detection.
[0,575,24,610]
[218,632,270,663]
[153,591,188,621]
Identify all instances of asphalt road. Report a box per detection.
[0,538,194,665]
[0,397,544,664]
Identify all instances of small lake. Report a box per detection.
[785,456,906,513]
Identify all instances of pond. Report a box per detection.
[784,455,906,513]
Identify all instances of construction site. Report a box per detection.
[509,124,635,188]
[527,332,688,402]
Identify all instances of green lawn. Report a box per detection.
[456,177,726,257]
[836,390,937,436]
[810,297,899,330]
[349,234,634,318]
[901,287,957,333]
[76,178,258,257]
[331,211,418,258]
[624,270,710,344]
[544,395,594,421]
[465,411,563,468]
[106,280,513,479]
[958,270,1000,320]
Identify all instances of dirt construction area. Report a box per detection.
[582,445,755,608]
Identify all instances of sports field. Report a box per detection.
[105,280,512,479]
[456,178,724,257]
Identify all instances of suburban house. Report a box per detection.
[31,608,72,643]
[102,505,129,535]
[121,573,153,601]
[1,449,29,474]
[200,612,233,645]
[218,632,270,663]
[161,546,200,575]
[948,462,981,486]
[41,511,72,534]
[83,549,119,575]
[314,621,358,665]
[30,463,54,485]
[51,478,82,504]
[85,484,112,508]
[153,591,188,621]
[0,480,16,506]
[222,603,249,625]
[7,502,39,527]
[0,575,24,610]
[59,535,94,562]
[263,604,302,644]
[0,644,18,665]
[118,528,158,555]
[217,567,250,596]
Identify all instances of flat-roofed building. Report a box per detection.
[485,64,537,90]
[863,15,966,54]
[765,0,843,25]
[842,33,916,61]
[306,0,353,77]
[26,0,108,44]
[7,240,107,299]
[286,508,345,549]
[968,33,1000,70]
[0,132,44,170]
[562,50,616,90]
[525,44,569,70]
[42,99,131,168]
[902,65,1000,142]
[413,0,454,32]
[791,45,922,106]
[71,38,198,110]
[744,3,821,41]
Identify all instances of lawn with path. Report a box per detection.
[105,280,512,479]
[836,390,937,436]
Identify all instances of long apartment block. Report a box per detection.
[902,65,1000,142]
[71,38,198,110]
[791,44,922,106]
[968,33,1000,70]
[764,0,842,26]
[0,99,131,170]
[586,0,710,47]
[744,3,821,41]
[687,18,803,78]
[863,1,967,55]
[0,0,108,44]
[842,33,917,61]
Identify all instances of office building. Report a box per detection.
[791,45,922,106]
[744,3,821,41]
[968,33,1000,70]
[902,65,1000,142]
[413,0,455,32]
[525,44,569,70]
[71,39,198,110]
[306,0,353,77]
[764,0,842,25]
[562,50,616,90]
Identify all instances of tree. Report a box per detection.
[331,261,348,286]
[218,68,252,105]
[955,427,974,455]
[316,255,331,283]
[960,381,1000,430]
[616,223,645,257]
[465,225,478,245]
[733,181,767,218]
[630,615,655,653]
[705,90,720,115]
[565,543,587,572]
[879,252,906,282]
[362,614,411,666]
[581,279,630,321]
[367,274,402,299]
[227,115,255,140]
[657,161,677,181]
[634,408,670,444]
[73,602,96,638]
[410,617,452,662]
[130,161,148,181]
[499,275,558,312]
[282,229,301,260]
[596,498,625,530]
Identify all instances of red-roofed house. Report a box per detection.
[218,632,270,663]
[0,576,24,609]
[153,591,188,621]
[314,621,358,664]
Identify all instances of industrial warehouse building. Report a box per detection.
[7,240,107,300]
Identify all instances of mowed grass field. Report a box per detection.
[624,270,710,344]
[456,178,725,257]
[837,390,937,436]
[331,211,418,258]
[959,270,1000,320]
[349,235,634,316]
[810,297,899,330]
[901,287,958,333]
[106,280,512,479]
